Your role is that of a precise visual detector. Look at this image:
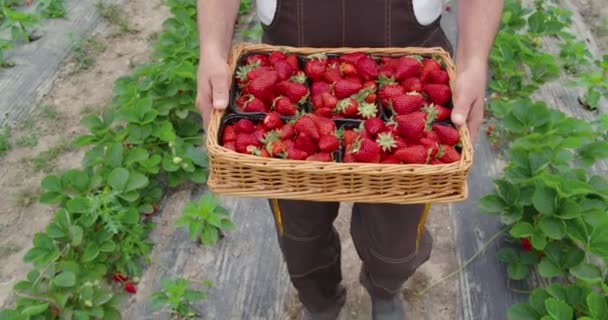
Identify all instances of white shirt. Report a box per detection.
[256,0,444,27]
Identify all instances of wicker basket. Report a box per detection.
[206,43,474,204]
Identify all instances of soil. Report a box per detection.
[574,0,608,54]
[0,0,170,307]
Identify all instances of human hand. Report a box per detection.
[451,61,488,145]
[195,50,231,130]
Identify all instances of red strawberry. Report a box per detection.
[263,112,283,130]
[324,68,342,83]
[280,124,296,140]
[243,97,268,113]
[394,135,408,149]
[236,95,251,110]
[393,57,420,81]
[295,116,320,141]
[112,273,128,283]
[260,149,272,157]
[344,76,363,85]
[379,84,405,104]
[352,138,382,163]
[286,147,309,160]
[395,145,428,164]
[420,137,440,158]
[401,77,423,92]
[365,93,377,104]
[396,113,426,142]
[376,132,397,153]
[337,98,359,118]
[428,70,450,85]
[380,56,396,65]
[381,154,401,164]
[307,152,333,162]
[294,132,317,155]
[274,96,298,116]
[341,62,358,77]
[364,118,385,137]
[252,126,267,143]
[343,144,356,163]
[363,80,377,92]
[248,70,278,103]
[312,115,336,136]
[236,133,260,153]
[312,81,331,96]
[521,239,533,252]
[222,125,237,143]
[424,84,452,105]
[438,145,461,163]
[245,54,269,66]
[430,159,444,165]
[390,93,425,115]
[235,119,256,134]
[321,92,338,110]
[343,130,359,146]
[124,282,137,294]
[283,140,294,150]
[273,59,295,81]
[268,140,287,157]
[339,52,366,64]
[356,56,379,81]
[420,58,442,83]
[277,81,309,104]
[269,51,287,64]
[379,65,395,78]
[433,124,460,146]
[314,107,333,118]
[286,55,300,71]
[423,104,451,122]
[318,135,340,152]
[423,130,441,143]
[305,54,328,82]
[224,141,236,151]
[312,94,324,110]
[246,66,273,81]
[334,79,364,99]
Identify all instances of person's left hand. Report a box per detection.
[451,61,488,145]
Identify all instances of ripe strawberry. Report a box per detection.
[235,119,255,134]
[283,139,294,150]
[365,93,377,104]
[423,130,441,143]
[423,104,451,122]
[274,96,298,116]
[294,132,317,155]
[343,129,359,146]
[324,68,342,83]
[424,84,452,105]
[420,137,440,158]
[305,54,328,82]
[430,159,444,165]
[364,118,385,137]
[376,132,397,153]
[112,273,128,283]
[245,54,268,66]
[314,107,333,118]
[521,239,533,252]
[252,126,267,143]
[268,140,287,157]
[311,81,331,96]
[124,282,137,294]
[394,135,408,149]
[318,135,340,152]
[321,92,338,110]
[307,152,333,162]
[438,145,461,163]
[379,65,394,79]
[277,81,309,104]
[433,124,460,146]
[393,57,420,81]
[312,115,336,136]
[356,56,379,81]
[363,80,377,91]
[248,70,278,103]
[334,79,364,99]
[341,62,358,77]
[222,125,237,143]
[380,56,396,65]
[243,97,268,113]
[339,52,366,64]
[273,60,295,81]
[290,71,308,84]
[281,124,296,140]
[286,54,300,71]
[246,66,274,81]
[420,58,442,83]
[337,98,359,118]
[236,133,260,153]
[428,70,450,85]
[390,93,425,115]
[263,112,283,130]
[224,141,236,151]
[260,149,272,157]
[357,102,379,119]
[343,144,356,163]
[396,113,427,142]
[295,116,320,141]
[312,94,324,110]
[401,77,423,92]
[379,84,405,105]
[381,154,401,164]
[352,138,382,163]
[269,51,287,64]
[395,145,428,164]
[287,147,309,160]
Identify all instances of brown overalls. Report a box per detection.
[261,0,453,314]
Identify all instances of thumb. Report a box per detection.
[210,74,230,110]
[451,89,474,127]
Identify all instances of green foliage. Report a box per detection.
[36,0,66,18]
[0,127,10,157]
[239,0,251,15]
[150,277,210,318]
[176,194,235,246]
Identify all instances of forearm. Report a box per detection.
[455,0,504,70]
[198,0,240,59]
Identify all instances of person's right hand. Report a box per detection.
[195,50,231,130]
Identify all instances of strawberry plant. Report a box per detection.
[150,277,210,318]
[572,55,608,110]
[175,194,235,246]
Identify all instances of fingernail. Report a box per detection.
[213,98,227,109]
[452,113,465,125]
